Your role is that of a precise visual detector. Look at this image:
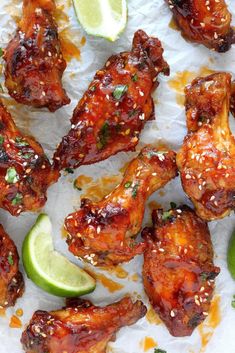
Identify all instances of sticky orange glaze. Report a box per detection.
[169,16,180,31]
[59,29,81,62]
[148,200,162,213]
[101,266,129,279]
[0,308,6,317]
[9,315,22,328]
[80,175,122,201]
[141,337,157,351]
[84,267,124,293]
[16,308,24,317]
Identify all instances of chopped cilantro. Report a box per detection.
[15,137,29,147]
[0,84,4,93]
[65,168,74,174]
[0,135,4,145]
[90,85,96,92]
[97,122,110,149]
[113,84,128,100]
[5,167,19,184]
[132,183,139,198]
[232,298,235,309]
[154,349,167,353]
[131,73,138,82]
[124,181,132,188]
[11,193,23,205]
[73,180,82,191]
[200,272,208,281]
[0,48,3,58]
[170,202,177,209]
[7,254,14,266]
[162,210,172,221]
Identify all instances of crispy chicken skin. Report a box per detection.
[65,146,177,266]
[0,225,24,308]
[166,0,235,52]
[21,297,147,353]
[53,30,169,171]
[177,72,235,221]
[231,81,235,117]
[142,205,220,337]
[0,101,59,216]
[4,0,70,112]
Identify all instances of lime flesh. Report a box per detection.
[227,230,235,280]
[73,0,127,41]
[22,214,96,297]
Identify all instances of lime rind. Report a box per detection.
[228,230,235,280]
[73,0,127,42]
[22,214,96,297]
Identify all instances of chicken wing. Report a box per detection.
[0,101,59,216]
[0,224,24,308]
[142,205,220,337]
[231,81,235,117]
[53,30,169,171]
[65,146,177,266]
[166,0,235,52]
[4,0,70,112]
[177,72,235,221]
[21,296,147,353]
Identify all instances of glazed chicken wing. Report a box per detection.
[65,146,177,266]
[0,225,24,308]
[53,30,169,171]
[166,0,235,52]
[0,101,59,216]
[177,72,235,221]
[21,296,147,353]
[4,0,70,112]
[142,205,220,337]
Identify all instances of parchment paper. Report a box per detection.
[0,0,235,352]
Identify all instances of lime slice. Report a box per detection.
[227,230,235,279]
[73,0,127,42]
[22,214,96,297]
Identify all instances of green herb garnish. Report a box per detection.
[170,202,177,209]
[124,181,132,188]
[7,254,14,266]
[154,349,167,353]
[131,73,138,82]
[90,85,96,92]
[0,84,4,93]
[15,137,29,147]
[0,135,4,145]
[73,180,82,191]
[232,298,235,309]
[162,210,172,221]
[65,168,74,174]
[132,183,139,198]
[11,193,23,205]
[0,48,3,58]
[5,167,19,184]
[97,122,110,149]
[113,84,128,100]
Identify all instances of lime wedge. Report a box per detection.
[73,0,127,42]
[227,230,235,279]
[22,214,96,297]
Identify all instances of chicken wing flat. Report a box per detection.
[0,224,24,308]
[177,72,235,221]
[166,0,235,52]
[0,101,59,216]
[21,296,147,353]
[4,0,70,112]
[53,30,169,171]
[65,146,177,266]
[142,205,220,337]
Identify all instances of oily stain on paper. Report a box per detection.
[168,67,215,106]
[198,295,221,352]
[84,266,124,293]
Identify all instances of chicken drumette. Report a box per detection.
[4,0,70,112]
[53,30,169,171]
[0,225,24,308]
[177,72,235,221]
[65,146,177,266]
[142,205,220,337]
[0,101,59,216]
[21,296,147,353]
[166,0,235,52]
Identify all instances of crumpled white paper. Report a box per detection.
[0,0,235,352]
